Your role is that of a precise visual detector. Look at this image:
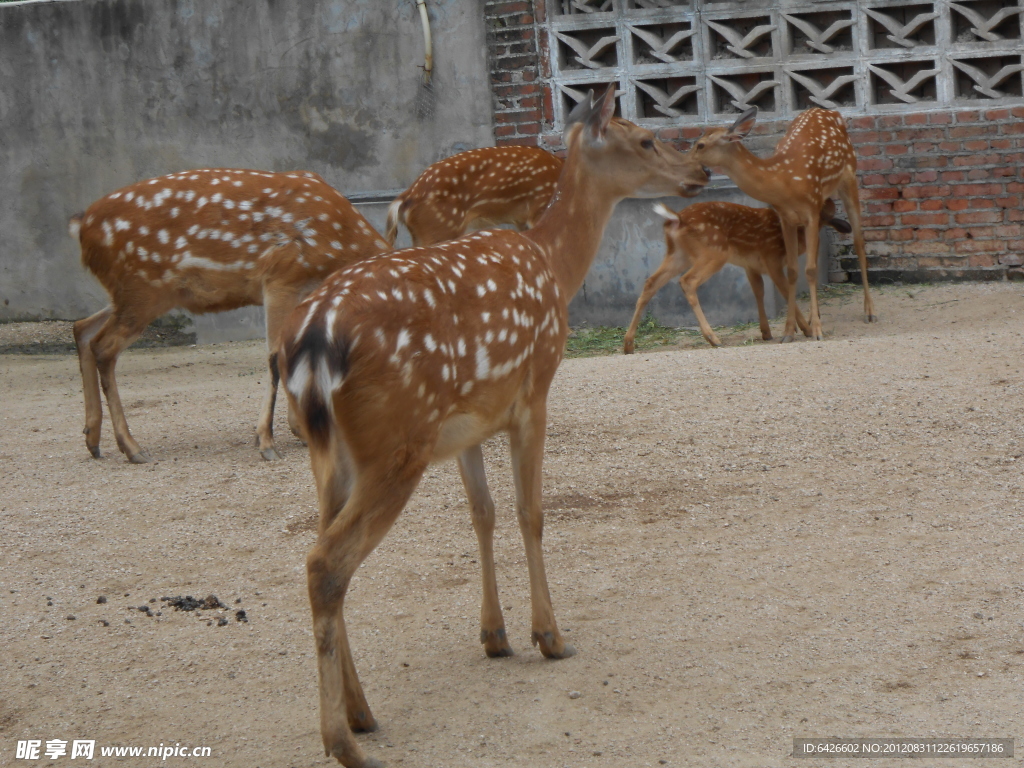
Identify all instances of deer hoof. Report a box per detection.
[260,446,283,461]
[780,335,795,344]
[481,628,514,657]
[326,745,384,768]
[128,449,152,464]
[87,445,102,459]
[866,314,878,323]
[623,341,635,355]
[533,631,577,659]
[348,710,378,733]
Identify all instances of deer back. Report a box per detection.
[390,147,563,246]
[282,230,565,455]
[74,169,390,313]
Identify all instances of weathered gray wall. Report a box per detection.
[0,0,492,325]
[1,0,821,340]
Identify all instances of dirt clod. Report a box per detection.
[162,594,227,612]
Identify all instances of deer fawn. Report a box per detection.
[70,168,390,464]
[384,146,563,246]
[278,85,707,768]
[623,199,852,352]
[688,107,876,342]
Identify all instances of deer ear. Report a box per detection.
[726,106,757,141]
[582,83,617,145]
[564,84,619,146]
[565,90,596,127]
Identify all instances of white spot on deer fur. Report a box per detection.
[196,196,208,210]
[424,334,437,352]
[476,285,486,297]
[285,354,311,401]
[124,192,135,202]
[474,345,491,380]
[157,229,170,244]
[178,253,250,272]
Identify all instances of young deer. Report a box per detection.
[278,85,707,768]
[623,199,852,352]
[384,145,563,246]
[70,168,391,463]
[688,107,877,342]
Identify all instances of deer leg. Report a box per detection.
[258,286,308,460]
[745,269,771,340]
[457,445,513,657]
[623,259,681,354]
[307,451,426,767]
[73,306,113,458]
[804,220,823,341]
[91,311,151,463]
[837,176,877,323]
[679,253,727,348]
[509,400,574,660]
[765,263,812,337]
[779,224,802,343]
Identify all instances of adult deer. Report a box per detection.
[384,146,563,246]
[688,107,876,342]
[70,168,390,463]
[278,85,707,768]
[623,199,852,352]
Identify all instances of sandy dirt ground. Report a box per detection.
[1,282,1022,768]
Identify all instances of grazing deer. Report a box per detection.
[278,85,707,768]
[384,146,563,246]
[70,168,391,463]
[623,199,852,352]
[688,107,877,342]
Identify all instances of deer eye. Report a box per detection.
[696,142,705,150]
[640,139,654,150]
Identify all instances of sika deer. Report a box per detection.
[385,146,563,246]
[623,199,852,352]
[70,168,390,463]
[278,85,707,767]
[689,107,877,342]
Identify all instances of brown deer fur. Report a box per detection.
[624,199,852,352]
[277,86,707,768]
[688,107,877,342]
[70,168,390,463]
[385,146,563,246]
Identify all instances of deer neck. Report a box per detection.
[523,144,622,303]
[720,144,791,208]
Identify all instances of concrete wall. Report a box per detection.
[0,0,493,329]
[0,0,824,341]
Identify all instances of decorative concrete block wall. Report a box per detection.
[485,0,1024,282]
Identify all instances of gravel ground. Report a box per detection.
[1,282,1022,768]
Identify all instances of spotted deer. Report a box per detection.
[688,107,877,342]
[277,85,707,768]
[623,199,852,352]
[384,146,563,247]
[70,168,391,464]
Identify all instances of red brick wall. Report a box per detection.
[482,2,1024,283]
[483,1,547,147]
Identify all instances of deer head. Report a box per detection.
[687,106,758,170]
[563,86,708,199]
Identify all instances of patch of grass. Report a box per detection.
[565,315,693,358]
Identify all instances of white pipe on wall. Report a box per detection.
[415,0,433,85]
